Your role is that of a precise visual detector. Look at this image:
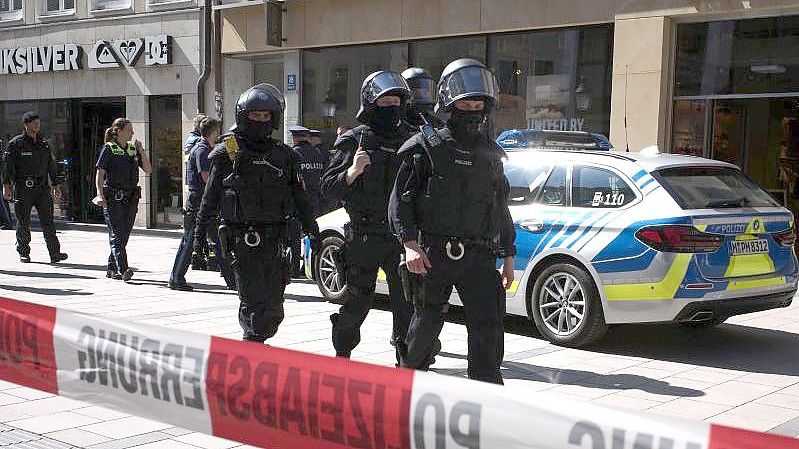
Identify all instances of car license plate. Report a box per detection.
[730,239,769,255]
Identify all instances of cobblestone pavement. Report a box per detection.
[1,225,799,448]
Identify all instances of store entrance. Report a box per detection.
[75,100,125,223]
[709,98,799,209]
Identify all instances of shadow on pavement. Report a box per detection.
[285,293,325,303]
[0,269,95,280]
[433,351,703,397]
[0,284,93,296]
[44,262,112,271]
[590,323,799,377]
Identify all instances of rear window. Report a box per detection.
[654,166,780,209]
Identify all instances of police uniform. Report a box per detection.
[97,140,142,278]
[195,84,318,343]
[3,113,66,263]
[389,59,516,384]
[320,71,414,365]
[169,136,229,290]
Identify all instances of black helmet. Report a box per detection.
[355,71,411,124]
[235,83,285,131]
[436,59,498,113]
[401,67,435,107]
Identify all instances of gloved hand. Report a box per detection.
[192,233,206,256]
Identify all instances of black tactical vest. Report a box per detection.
[10,134,51,179]
[343,126,404,225]
[417,137,503,238]
[219,137,295,225]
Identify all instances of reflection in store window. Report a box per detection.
[489,25,613,139]
[302,43,408,146]
[672,100,707,157]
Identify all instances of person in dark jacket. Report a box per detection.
[2,111,68,263]
[93,118,152,281]
[320,71,414,365]
[168,117,221,291]
[286,125,329,277]
[194,83,319,343]
[0,139,14,230]
[390,59,516,384]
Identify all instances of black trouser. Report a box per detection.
[14,183,61,258]
[404,240,505,384]
[234,226,290,342]
[103,188,139,273]
[0,193,12,227]
[169,210,197,285]
[331,228,413,364]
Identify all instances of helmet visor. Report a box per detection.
[252,83,286,111]
[409,77,435,105]
[363,72,410,105]
[440,65,498,106]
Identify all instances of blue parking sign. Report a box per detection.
[287,74,297,91]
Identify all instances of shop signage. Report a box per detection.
[0,35,172,76]
[527,117,586,132]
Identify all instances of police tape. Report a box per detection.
[0,295,797,449]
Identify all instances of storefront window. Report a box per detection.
[671,99,707,157]
[488,25,613,138]
[149,95,182,228]
[302,43,408,142]
[0,0,22,19]
[675,16,799,96]
[410,36,486,81]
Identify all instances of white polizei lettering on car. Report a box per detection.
[53,310,213,433]
[410,371,710,449]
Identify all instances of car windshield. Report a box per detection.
[503,156,553,204]
[654,166,780,209]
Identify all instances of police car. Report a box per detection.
[305,148,797,347]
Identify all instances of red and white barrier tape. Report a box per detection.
[0,296,797,449]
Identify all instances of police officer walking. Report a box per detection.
[401,67,443,130]
[2,111,68,263]
[287,125,329,277]
[93,118,152,281]
[195,83,319,343]
[320,71,414,365]
[168,116,221,291]
[389,59,516,384]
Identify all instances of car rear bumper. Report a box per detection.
[674,289,795,323]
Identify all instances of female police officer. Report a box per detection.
[390,59,515,384]
[93,118,152,281]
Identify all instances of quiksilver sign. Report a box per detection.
[0,35,172,76]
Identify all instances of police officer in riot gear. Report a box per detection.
[390,59,516,384]
[194,83,319,343]
[2,111,68,263]
[401,67,443,130]
[321,71,414,365]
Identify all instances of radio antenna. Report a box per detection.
[624,64,630,152]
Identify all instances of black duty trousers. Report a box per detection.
[331,229,413,364]
[403,242,506,384]
[14,184,60,258]
[235,227,289,342]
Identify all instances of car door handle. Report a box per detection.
[520,219,545,233]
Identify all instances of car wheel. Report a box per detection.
[314,235,349,304]
[531,263,607,347]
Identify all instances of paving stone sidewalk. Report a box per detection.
[1,226,798,448]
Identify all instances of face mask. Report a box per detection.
[243,119,273,144]
[372,105,402,134]
[448,109,486,143]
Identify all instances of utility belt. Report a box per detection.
[419,232,492,261]
[227,222,287,248]
[16,177,46,189]
[104,186,141,202]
